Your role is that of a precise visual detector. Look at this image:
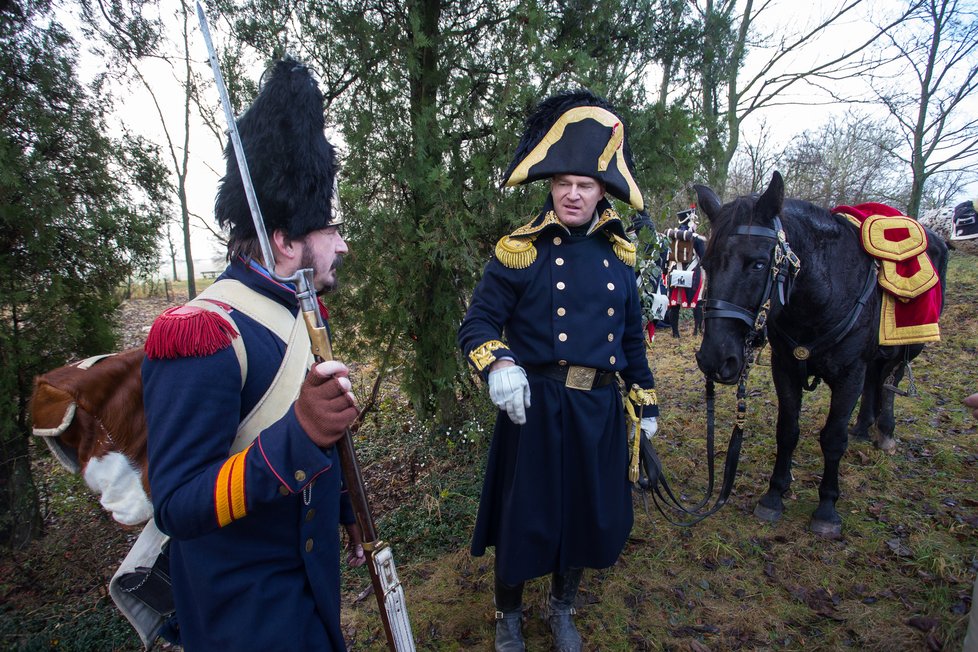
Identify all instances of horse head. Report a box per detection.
[694,172,786,384]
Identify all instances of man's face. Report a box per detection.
[298,225,349,293]
[551,174,605,228]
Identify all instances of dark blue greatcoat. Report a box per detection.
[458,197,657,586]
[143,259,350,651]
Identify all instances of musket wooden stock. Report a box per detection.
[302,306,416,651]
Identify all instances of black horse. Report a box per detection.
[693,172,948,537]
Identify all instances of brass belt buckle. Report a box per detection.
[565,365,596,391]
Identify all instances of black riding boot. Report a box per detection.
[494,571,525,652]
[669,305,681,338]
[547,568,584,652]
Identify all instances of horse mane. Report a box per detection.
[705,194,852,262]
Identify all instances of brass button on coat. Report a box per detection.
[607,308,615,316]
[305,539,314,552]
[608,333,614,342]
[278,485,289,496]
[553,236,562,245]
[558,333,568,342]
[609,356,617,365]
[305,508,316,522]
[294,470,306,482]
[555,257,564,266]
[556,281,566,290]
[607,282,615,291]
[603,259,609,267]
[557,307,566,316]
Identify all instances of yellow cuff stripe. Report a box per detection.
[215,447,249,527]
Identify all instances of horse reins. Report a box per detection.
[639,213,882,525]
[637,216,800,526]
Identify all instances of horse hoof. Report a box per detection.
[810,519,842,538]
[754,503,782,522]
[877,437,897,453]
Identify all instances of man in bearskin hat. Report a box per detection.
[141,58,359,650]
[664,207,707,337]
[458,91,659,651]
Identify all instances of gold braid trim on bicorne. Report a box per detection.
[495,236,537,269]
[609,232,636,267]
[468,340,507,372]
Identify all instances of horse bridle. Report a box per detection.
[703,215,801,346]
[636,216,800,526]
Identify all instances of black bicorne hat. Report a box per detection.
[501,90,644,210]
[216,57,340,243]
[677,207,696,227]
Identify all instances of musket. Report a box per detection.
[195,4,416,649]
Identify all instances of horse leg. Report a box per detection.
[876,369,900,452]
[850,358,883,442]
[693,305,703,336]
[669,305,680,338]
[876,353,912,452]
[755,362,803,523]
[811,372,864,538]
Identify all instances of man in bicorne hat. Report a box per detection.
[142,58,360,650]
[458,91,659,651]
[664,207,706,337]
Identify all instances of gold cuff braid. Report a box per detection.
[468,340,506,372]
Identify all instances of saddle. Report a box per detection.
[833,202,941,346]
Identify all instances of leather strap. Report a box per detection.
[524,364,616,389]
[192,279,314,453]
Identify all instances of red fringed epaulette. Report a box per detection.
[144,306,239,360]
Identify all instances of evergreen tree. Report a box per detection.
[216,0,700,423]
[0,0,168,547]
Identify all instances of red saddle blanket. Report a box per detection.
[832,202,941,346]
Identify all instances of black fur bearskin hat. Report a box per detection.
[215,57,340,244]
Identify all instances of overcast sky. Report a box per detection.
[79,0,978,277]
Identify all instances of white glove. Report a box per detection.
[641,416,658,439]
[488,365,531,425]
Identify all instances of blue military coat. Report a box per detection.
[458,197,657,586]
[143,259,348,651]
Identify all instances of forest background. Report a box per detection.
[1,0,977,649]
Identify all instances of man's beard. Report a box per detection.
[300,251,343,294]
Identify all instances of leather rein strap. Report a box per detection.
[638,217,798,526]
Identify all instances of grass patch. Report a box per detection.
[6,252,978,650]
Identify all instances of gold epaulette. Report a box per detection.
[608,232,636,267]
[495,236,537,269]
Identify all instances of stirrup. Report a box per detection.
[494,609,525,652]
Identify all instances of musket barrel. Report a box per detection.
[195,5,416,649]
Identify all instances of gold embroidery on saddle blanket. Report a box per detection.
[838,211,941,346]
